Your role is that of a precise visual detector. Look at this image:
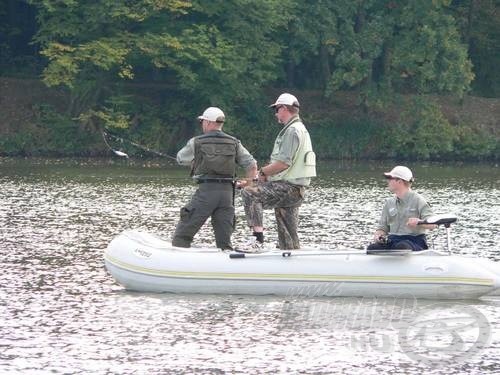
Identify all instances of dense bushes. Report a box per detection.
[0,104,100,156]
[1,1,498,160]
[308,98,498,161]
[388,98,456,160]
[0,82,498,161]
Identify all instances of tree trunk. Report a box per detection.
[381,43,392,89]
[319,38,331,89]
[465,0,476,50]
[286,58,295,87]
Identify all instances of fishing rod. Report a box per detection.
[102,130,257,183]
[102,130,177,161]
[102,131,129,158]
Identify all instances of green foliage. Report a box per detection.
[299,96,498,162]
[31,0,192,88]
[388,97,456,160]
[453,123,499,160]
[281,0,474,103]
[227,98,277,159]
[0,132,38,155]
[0,0,41,77]
[1,0,497,160]
[35,104,101,155]
[451,0,500,97]
[37,104,96,154]
[309,117,382,160]
[0,104,100,156]
[32,0,290,103]
[388,1,474,96]
[27,0,294,158]
[79,95,134,130]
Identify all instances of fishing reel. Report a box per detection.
[377,235,388,245]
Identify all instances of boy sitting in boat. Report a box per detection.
[367,166,437,251]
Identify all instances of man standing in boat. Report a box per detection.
[367,166,437,251]
[241,93,316,250]
[172,107,257,250]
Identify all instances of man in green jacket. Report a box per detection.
[241,93,316,250]
[173,107,257,250]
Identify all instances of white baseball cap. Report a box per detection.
[269,93,300,108]
[197,107,225,123]
[384,166,414,182]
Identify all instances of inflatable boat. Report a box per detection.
[104,216,500,300]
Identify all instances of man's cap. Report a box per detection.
[269,93,300,108]
[197,107,225,123]
[384,166,414,182]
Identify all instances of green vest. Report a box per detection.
[268,119,316,182]
[192,132,238,178]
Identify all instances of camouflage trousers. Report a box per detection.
[241,181,305,250]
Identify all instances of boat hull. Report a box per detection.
[104,230,500,300]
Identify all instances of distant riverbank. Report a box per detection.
[1,77,499,160]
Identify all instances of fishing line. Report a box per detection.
[101,129,257,182]
[102,131,129,158]
[102,130,177,161]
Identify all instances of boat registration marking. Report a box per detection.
[133,248,152,258]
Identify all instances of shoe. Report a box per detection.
[235,236,266,253]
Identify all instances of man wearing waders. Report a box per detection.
[172,107,257,250]
[241,93,316,250]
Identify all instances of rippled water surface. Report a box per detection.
[1,158,499,374]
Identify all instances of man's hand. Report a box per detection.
[373,230,386,242]
[236,179,256,189]
[235,180,247,189]
[406,217,420,227]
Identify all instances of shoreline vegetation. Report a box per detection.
[0,77,498,161]
[1,2,498,161]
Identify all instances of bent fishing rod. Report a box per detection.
[102,129,257,183]
[102,130,177,161]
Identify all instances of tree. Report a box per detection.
[0,0,40,75]
[31,1,291,110]
[25,0,295,154]
[277,0,340,88]
[280,0,474,103]
[451,0,500,96]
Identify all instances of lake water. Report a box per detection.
[1,157,499,374]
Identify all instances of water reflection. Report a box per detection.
[0,158,499,373]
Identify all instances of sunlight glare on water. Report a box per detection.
[0,158,499,374]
